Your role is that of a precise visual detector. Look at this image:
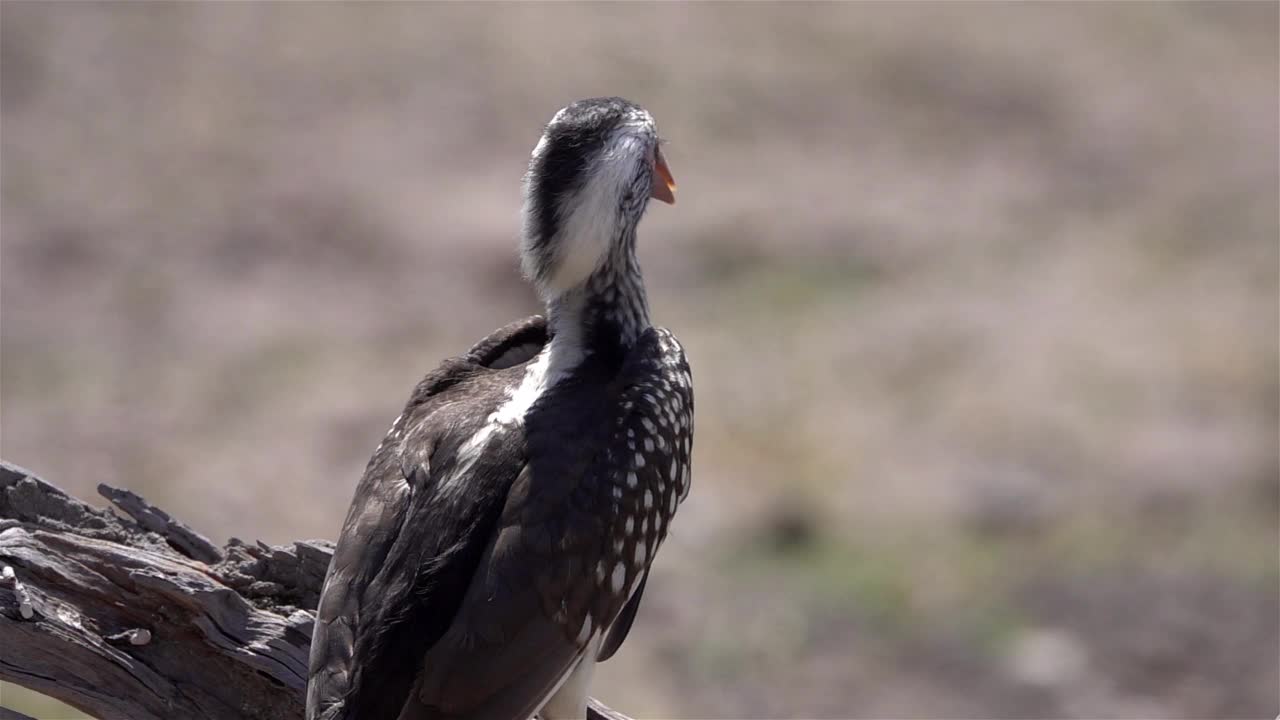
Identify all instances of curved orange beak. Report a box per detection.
[650,147,676,205]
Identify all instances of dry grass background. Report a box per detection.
[1,2,1277,718]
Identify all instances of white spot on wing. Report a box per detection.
[611,563,626,594]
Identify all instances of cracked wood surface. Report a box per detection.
[0,461,632,720]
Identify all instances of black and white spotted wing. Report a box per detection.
[525,326,694,652]
[308,320,691,720]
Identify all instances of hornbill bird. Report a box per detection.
[306,97,692,720]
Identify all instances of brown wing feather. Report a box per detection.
[598,572,647,662]
[306,317,547,720]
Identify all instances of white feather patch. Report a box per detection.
[542,134,647,294]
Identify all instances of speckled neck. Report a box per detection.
[546,227,650,372]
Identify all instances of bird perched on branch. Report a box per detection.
[306,97,692,720]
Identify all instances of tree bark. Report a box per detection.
[0,461,631,720]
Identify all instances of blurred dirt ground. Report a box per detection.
[1,3,1276,718]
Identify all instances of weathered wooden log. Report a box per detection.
[0,461,631,720]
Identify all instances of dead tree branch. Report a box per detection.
[0,461,631,720]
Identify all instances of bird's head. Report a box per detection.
[521,97,676,299]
